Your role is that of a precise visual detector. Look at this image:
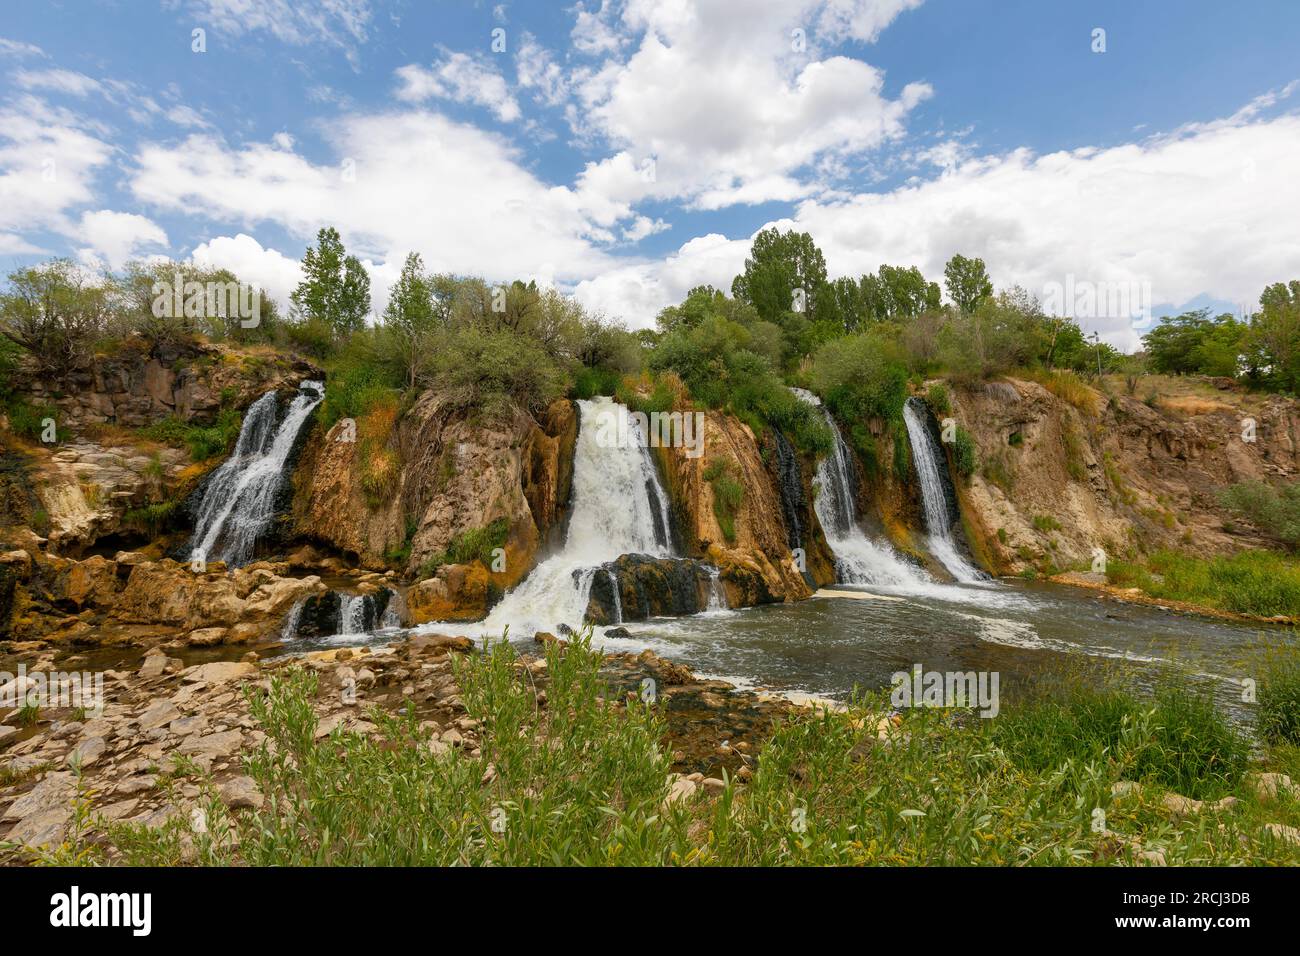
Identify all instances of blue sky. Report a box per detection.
[2,0,1298,347]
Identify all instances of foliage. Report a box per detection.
[1219,480,1300,549]
[703,460,743,543]
[808,331,909,425]
[419,518,510,578]
[1106,548,1300,618]
[943,253,994,315]
[141,407,243,461]
[0,259,112,373]
[290,227,372,341]
[950,424,977,477]
[1257,648,1300,745]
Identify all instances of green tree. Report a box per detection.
[873,265,941,321]
[731,228,829,326]
[1245,281,1300,391]
[943,253,994,315]
[290,227,371,340]
[0,259,110,373]
[380,252,437,386]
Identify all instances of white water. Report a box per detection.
[464,398,677,639]
[792,388,931,588]
[902,399,986,584]
[338,594,369,636]
[189,381,323,568]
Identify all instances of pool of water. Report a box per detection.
[567,578,1291,718]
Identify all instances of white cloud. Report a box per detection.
[14,68,102,97]
[0,37,48,58]
[566,0,931,212]
[579,102,1300,342]
[76,210,169,268]
[183,0,372,62]
[128,110,619,295]
[394,54,521,122]
[0,96,114,244]
[189,233,304,306]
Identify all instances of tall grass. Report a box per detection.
[1106,549,1300,618]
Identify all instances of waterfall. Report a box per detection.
[189,381,323,568]
[771,429,805,551]
[706,566,728,612]
[792,388,929,587]
[902,398,986,583]
[338,593,369,636]
[470,398,676,637]
[280,599,305,640]
[606,569,624,624]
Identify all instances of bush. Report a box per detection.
[419,518,510,578]
[924,382,950,415]
[809,331,909,426]
[951,425,977,477]
[428,327,568,418]
[703,460,743,543]
[141,407,242,460]
[1219,481,1300,550]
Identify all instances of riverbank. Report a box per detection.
[3,634,1298,866]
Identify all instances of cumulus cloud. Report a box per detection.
[128,110,619,292]
[74,210,169,268]
[0,96,114,248]
[563,0,930,214]
[579,99,1300,341]
[189,233,305,306]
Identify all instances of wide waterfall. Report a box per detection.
[188,380,323,568]
[471,397,677,638]
[792,388,930,587]
[902,398,986,583]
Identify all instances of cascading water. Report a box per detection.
[902,398,987,584]
[771,429,805,552]
[468,397,676,638]
[338,594,369,636]
[792,388,930,587]
[189,381,323,568]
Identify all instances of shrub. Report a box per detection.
[1219,481,1300,550]
[427,327,567,418]
[419,518,510,578]
[141,407,243,460]
[703,460,743,543]
[925,382,950,416]
[809,331,909,426]
[950,425,977,477]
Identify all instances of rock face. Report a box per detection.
[936,378,1300,573]
[15,339,320,430]
[294,392,577,620]
[585,554,720,624]
[655,410,813,606]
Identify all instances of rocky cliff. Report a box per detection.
[929,377,1298,575]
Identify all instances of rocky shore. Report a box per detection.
[0,632,795,859]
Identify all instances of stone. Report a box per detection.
[182,662,258,684]
[137,700,181,731]
[67,736,106,768]
[701,777,726,793]
[0,726,17,747]
[1161,793,1203,818]
[114,775,157,796]
[5,807,69,849]
[177,729,242,760]
[218,775,263,810]
[1248,772,1298,803]
[95,797,140,822]
[169,715,209,737]
[2,771,75,822]
[186,627,227,647]
[1263,823,1300,846]
[138,655,168,679]
[663,775,697,808]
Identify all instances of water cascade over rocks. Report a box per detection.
[791,389,929,587]
[188,381,323,568]
[462,398,680,637]
[902,398,987,583]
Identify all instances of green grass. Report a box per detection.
[417,517,510,578]
[703,460,743,543]
[1258,648,1300,745]
[141,407,243,461]
[1032,514,1062,533]
[18,637,1300,867]
[1106,548,1300,618]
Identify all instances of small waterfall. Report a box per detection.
[470,398,677,637]
[902,398,986,583]
[606,569,624,624]
[792,388,929,587]
[706,566,728,612]
[280,599,305,641]
[338,593,369,636]
[189,381,323,568]
[771,429,805,551]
